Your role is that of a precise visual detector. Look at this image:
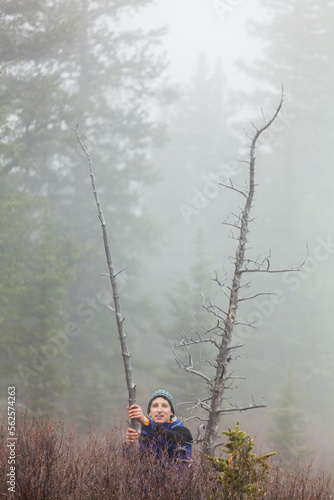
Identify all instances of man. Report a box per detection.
[126,389,193,461]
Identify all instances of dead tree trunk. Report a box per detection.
[202,97,284,455]
[172,92,306,456]
[73,126,139,432]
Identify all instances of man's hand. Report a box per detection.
[127,404,147,425]
[126,427,141,443]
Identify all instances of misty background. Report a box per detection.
[1,0,333,467]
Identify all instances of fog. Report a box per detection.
[142,1,264,84]
[1,0,333,469]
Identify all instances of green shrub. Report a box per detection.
[206,421,276,498]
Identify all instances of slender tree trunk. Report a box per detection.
[203,96,283,455]
[73,127,139,432]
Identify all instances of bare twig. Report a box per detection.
[219,181,248,199]
[219,402,266,414]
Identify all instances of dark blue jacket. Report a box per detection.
[140,417,193,461]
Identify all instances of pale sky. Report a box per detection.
[142,0,266,88]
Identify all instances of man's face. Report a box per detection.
[149,397,173,424]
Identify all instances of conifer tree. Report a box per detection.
[0,0,171,421]
[207,421,275,498]
[0,189,75,415]
[267,370,309,467]
[238,0,334,440]
[168,228,214,333]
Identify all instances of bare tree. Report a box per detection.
[73,126,140,433]
[172,92,306,456]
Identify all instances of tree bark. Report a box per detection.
[73,126,139,432]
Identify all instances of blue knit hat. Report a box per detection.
[147,389,175,416]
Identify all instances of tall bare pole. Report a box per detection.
[73,126,139,432]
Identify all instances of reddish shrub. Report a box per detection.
[0,411,333,499]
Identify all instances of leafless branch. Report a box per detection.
[220,181,248,199]
[181,415,209,424]
[238,292,275,302]
[227,343,245,351]
[210,273,230,299]
[240,243,309,274]
[114,266,127,278]
[213,441,226,452]
[219,402,266,414]
[173,331,221,350]
[179,394,212,413]
[171,344,214,387]
[222,220,242,230]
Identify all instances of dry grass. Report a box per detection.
[1,410,333,499]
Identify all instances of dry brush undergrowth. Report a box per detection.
[0,410,333,499]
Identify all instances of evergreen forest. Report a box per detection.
[1,0,333,475]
